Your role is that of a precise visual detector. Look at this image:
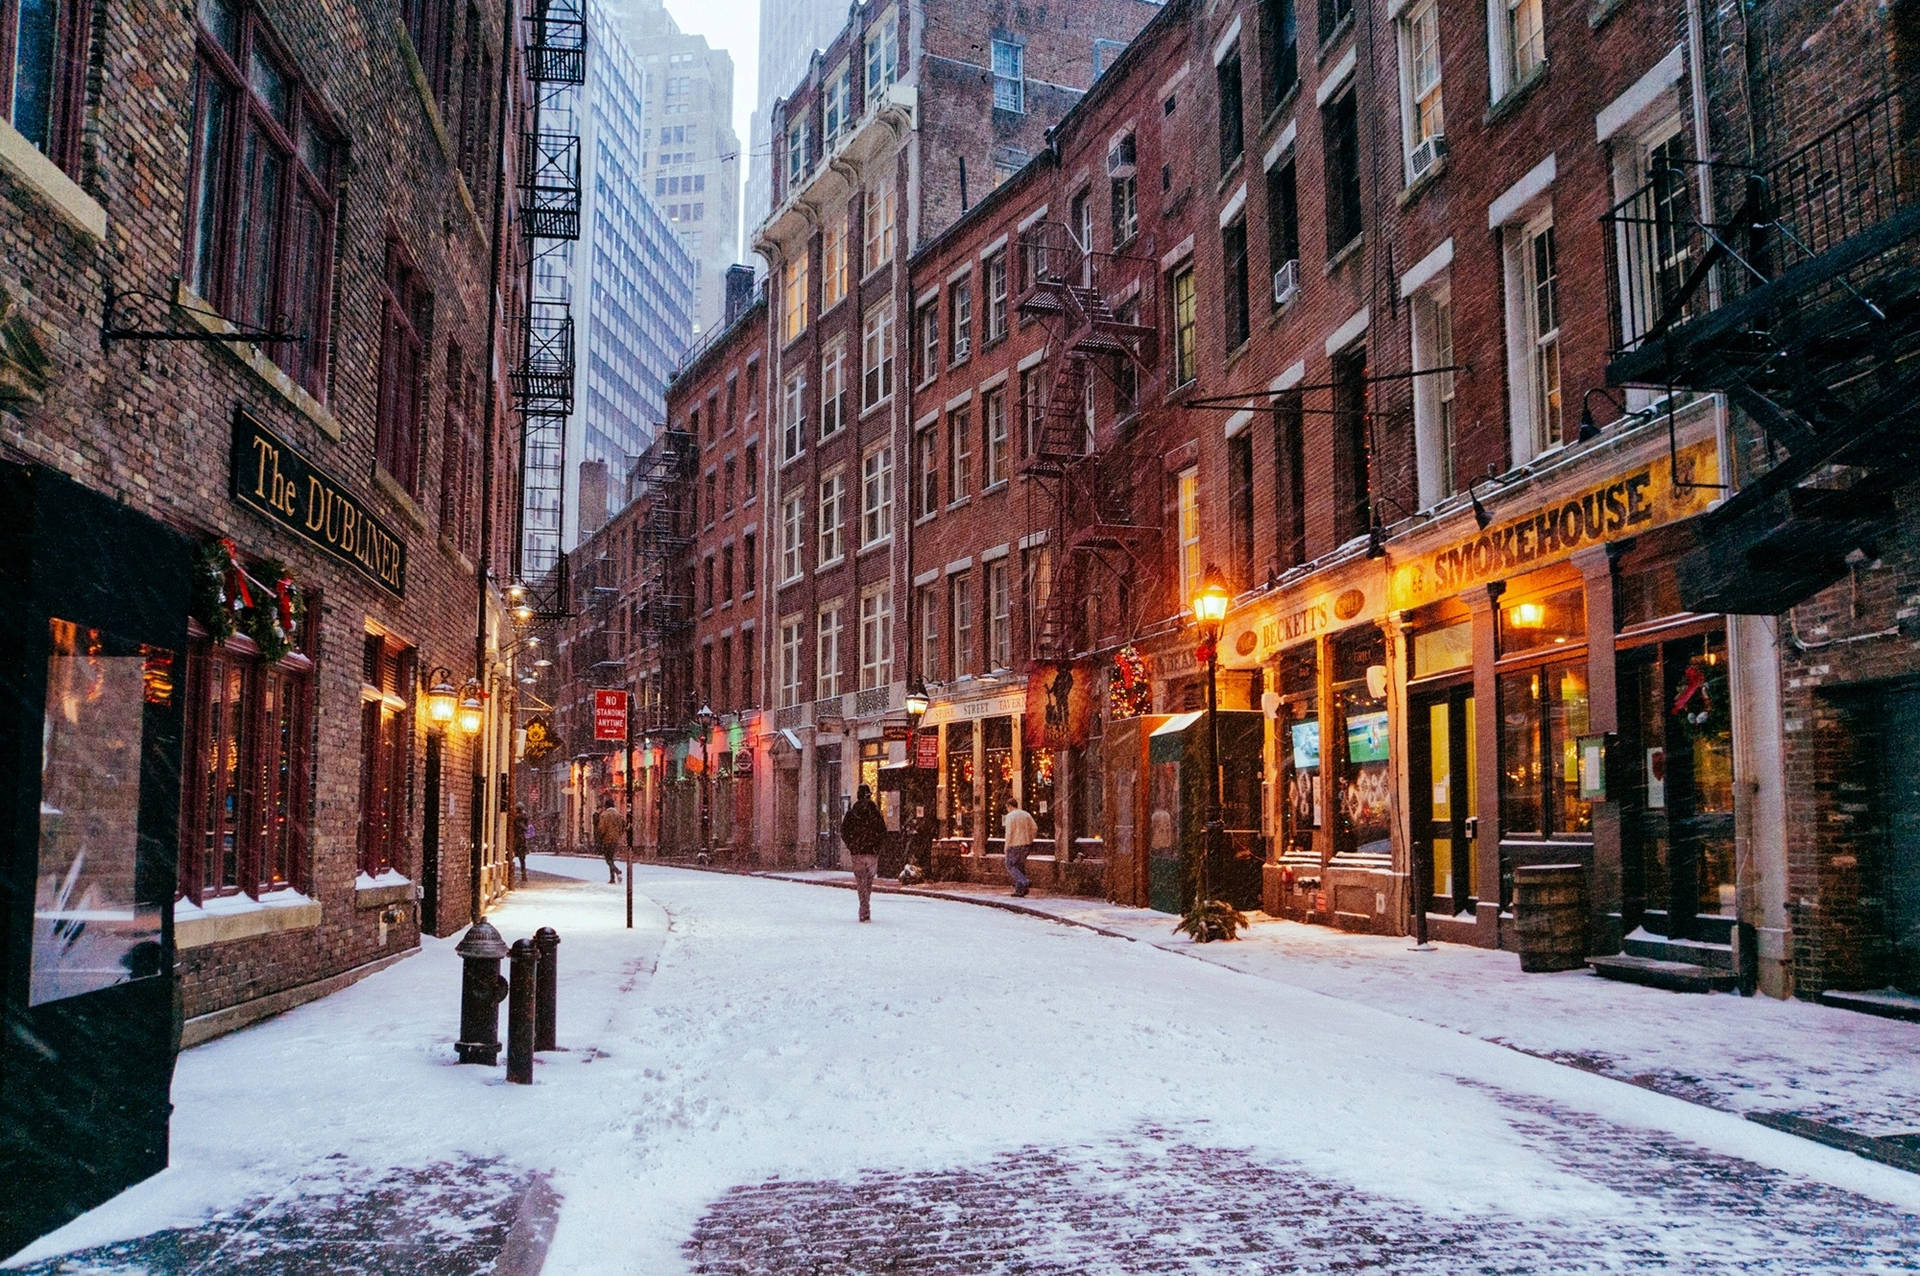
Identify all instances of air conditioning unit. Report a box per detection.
[953,336,971,361]
[1272,259,1300,308]
[1409,133,1448,181]
[1106,134,1136,179]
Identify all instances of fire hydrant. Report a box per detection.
[454,920,510,1065]
[533,927,560,1052]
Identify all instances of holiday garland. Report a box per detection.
[1109,644,1151,718]
[193,538,307,662]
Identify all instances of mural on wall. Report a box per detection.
[1025,661,1094,749]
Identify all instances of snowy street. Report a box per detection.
[10,859,1920,1274]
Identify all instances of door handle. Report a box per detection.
[1464,816,1479,840]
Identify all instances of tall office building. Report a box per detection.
[742,0,845,250]
[563,0,698,546]
[619,0,742,336]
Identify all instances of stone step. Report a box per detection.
[1818,987,1920,1022]
[1587,953,1738,993]
[1622,932,1735,970]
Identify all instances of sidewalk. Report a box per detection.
[758,866,1920,1168]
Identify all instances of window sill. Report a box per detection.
[860,396,891,421]
[859,537,891,556]
[176,889,323,950]
[1589,0,1631,28]
[860,261,894,287]
[438,535,475,574]
[1259,84,1301,142]
[354,871,417,910]
[780,450,805,469]
[1323,232,1365,276]
[915,510,939,527]
[946,495,972,512]
[1396,154,1448,208]
[175,282,344,442]
[372,462,429,530]
[0,117,106,240]
[1216,152,1244,195]
[820,424,844,445]
[1485,65,1549,127]
[948,354,972,371]
[981,479,1008,496]
[1317,15,1355,60]
[818,556,846,572]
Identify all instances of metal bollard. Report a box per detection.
[533,927,561,1051]
[454,921,511,1065]
[506,938,538,1084]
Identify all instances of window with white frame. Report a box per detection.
[948,403,973,500]
[859,586,893,689]
[950,573,974,678]
[1110,133,1139,245]
[987,559,1011,669]
[864,184,896,274]
[992,39,1025,113]
[822,210,849,308]
[1019,365,1048,456]
[821,339,847,437]
[1615,122,1695,349]
[984,251,1009,341]
[949,277,973,360]
[916,582,939,680]
[1411,279,1457,508]
[1178,466,1202,605]
[1491,0,1544,98]
[780,492,805,581]
[982,386,1009,486]
[1523,216,1561,455]
[862,443,894,546]
[864,9,899,98]
[916,298,939,382]
[1398,0,1443,179]
[782,254,808,341]
[861,307,893,408]
[1023,546,1052,655]
[781,367,806,460]
[779,617,805,707]
[824,60,851,140]
[785,116,811,188]
[816,601,843,700]
[915,422,939,518]
[818,468,846,565]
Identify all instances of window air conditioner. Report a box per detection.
[1106,134,1136,179]
[1272,259,1300,308]
[953,336,971,361]
[1409,134,1448,181]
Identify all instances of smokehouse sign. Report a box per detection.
[230,408,408,596]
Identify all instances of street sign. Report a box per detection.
[593,689,629,741]
[915,733,938,769]
[883,724,911,741]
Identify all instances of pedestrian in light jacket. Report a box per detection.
[840,785,888,923]
[1003,796,1038,897]
[595,798,626,884]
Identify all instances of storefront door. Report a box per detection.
[1411,686,1476,917]
[1881,689,1920,993]
[1620,631,1735,940]
[815,743,843,868]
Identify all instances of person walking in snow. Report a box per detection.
[1002,795,1038,897]
[595,798,626,884]
[512,805,530,884]
[840,784,888,922]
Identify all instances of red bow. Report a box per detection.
[220,538,253,608]
[277,578,295,632]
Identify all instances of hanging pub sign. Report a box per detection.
[229,407,407,596]
[1024,661,1094,750]
[523,716,561,763]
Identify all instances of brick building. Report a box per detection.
[1,0,536,1245]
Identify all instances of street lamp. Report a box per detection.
[1192,565,1231,933]
[696,703,717,861]
[424,667,459,726]
[904,674,930,875]
[456,679,486,736]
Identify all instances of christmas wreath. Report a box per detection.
[194,538,306,662]
[1109,644,1151,719]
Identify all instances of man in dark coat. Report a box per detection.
[840,784,888,922]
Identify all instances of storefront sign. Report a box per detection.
[1391,439,1719,610]
[1222,571,1383,668]
[230,410,408,595]
[1024,662,1094,750]
[593,689,629,741]
[883,724,911,741]
[922,688,1026,727]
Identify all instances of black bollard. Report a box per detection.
[533,927,560,1051]
[454,921,511,1065]
[506,938,537,1084]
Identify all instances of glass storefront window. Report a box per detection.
[945,721,973,837]
[1498,660,1591,838]
[1412,622,1472,678]
[1332,628,1390,857]
[1499,587,1585,655]
[1276,643,1320,856]
[983,716,1013,839]
[1024,747,1055,838]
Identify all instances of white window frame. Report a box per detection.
[816,601,843,701]
[948,403,973,501]
[1177,465,1202,605]
[822,210,849,309]
[916,298,939,384]
[863,184,896,275]
[779,616,805,707]
[780,367,807,461]
[916,582,939,681]
[982,385,1009,487]
[785,116,810,188]
[1410,277,1456,509]
[992,39,1025,114]
[1489,0,1544,100]
[864,9,899,99]
[859,585,893,690]
[1502,209,1562,462]
[818,467,846,567]
[862,443,894,547]
[950,278,973,360]
[986,558,1011,669]
[1611,116,1693,360]
[915,421,939,519]
[1397,0,1444,181]
[821,340,846,438]
[950,572,974,678]
[984,251,1009,341]
[824,60,851,140]
[780,492,805,582]
[861,306,893,409]
[781,254,807,342]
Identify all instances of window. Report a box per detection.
[181,619,312,903]
[187,0,340,397]
[1110,139,1139,245]
[1223,217,1250,351]
[401,0,452,98]
[823,60,851,140]
[822,211,849,308]
[949,277,973,360]
[705,470,718,527]
[1171,264,1197,386]
[781,368,806,460]
[864,8,899,97]
[1324,89,1362,253]
[1494,0,1545,95]
[1274,391,1306,568]
[915,421,939,518]
[721,544,735,603]
[1412,281,1457,507]
[948,404,973,500]
[983,251,1009,342]
[781,253,808,341]
[1070,189,1093,261]
[1616,125,1695,348]
[1093,37,1128,78]
[862,444,894,546]
[1319,0,1353,37]
[1261,0,1298,109]
[987,560,1011,668]
[1177,466,1202,604]
[863,184,896,273]
[991,38,1024,113]
[1499,657,1591,837]
[744,442,757,499]
[438,345,476,553]
[1332,344,1371,542]
[1217,47,1244,171]
[1019,364,1048,455]
[1267,156,1300,306]
[6,0,92,170]
[818,469,846,565]
[816,601,843,699]
[740,630,755,707]
[376,238,431,494]
[723,458,736,514]
[357,631,412,878]
[785,115,811,188]
[982,386,1009,486]
[1229,432,1254,588]
[703,555,715,610]
[950,573,974,677]
[779,617,805,707]
[916,298,940,382]
[1023,546,1053,656]
[821,339,847,437]
[861,306,893,408]
[1509,214,1562,458]
[916,583,939,680]
[859,587,893,689]
[743,531,757,593]
[1399,0,1444,178]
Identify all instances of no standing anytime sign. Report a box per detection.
[593,690,628,742]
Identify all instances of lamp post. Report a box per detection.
[696,703,717,860]
[1192,566,1231,924]
[904,675,930,874]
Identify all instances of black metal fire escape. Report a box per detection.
[1603,90,1920,614]
[1016,222,1164,663]
[632,429,696,733]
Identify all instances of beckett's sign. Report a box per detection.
[230,409,408,595]
[593,690,629,741]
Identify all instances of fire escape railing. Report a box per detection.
[633,429,696,731]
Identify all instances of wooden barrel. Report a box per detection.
[1514,864,1590,973]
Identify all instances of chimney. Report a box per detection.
[578,460,609,537]
[724,264,756,324]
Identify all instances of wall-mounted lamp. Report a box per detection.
[1578,387,1632,443]
[1509,601,1547,629]
[423,666,459,725]
[456,679,486,735]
